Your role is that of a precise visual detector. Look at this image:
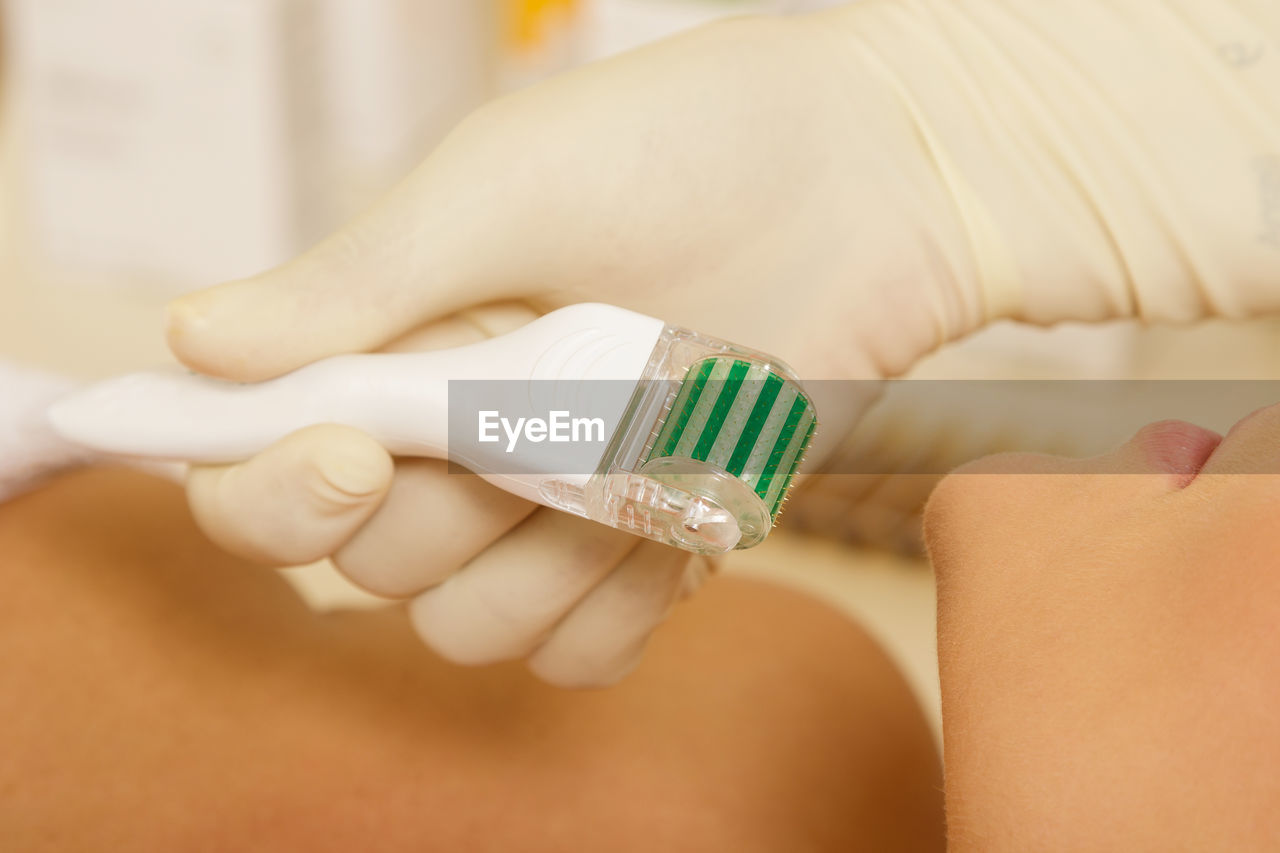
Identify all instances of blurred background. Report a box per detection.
[2,0,846,311]
[5,0,1280,736]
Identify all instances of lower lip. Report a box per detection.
[1135,419,1222,486]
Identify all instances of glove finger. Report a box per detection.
[408,509,637,666]
[332,458,535,597]
[329,302,546,595]
[528,541,691,688]
[186,424,393,565]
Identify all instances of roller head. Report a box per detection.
[576,331,817,555]
[643,355,817,520]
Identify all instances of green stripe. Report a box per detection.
[770,417,816,517]
[726,372,784,477]
[644,356,816,522]
[691,360,750,461]
[651,358,716,460]
[763,408,815,512]
[740,384,799,489]
[753,395,810,500]
[705,364,768,469]
[673,359,735,459]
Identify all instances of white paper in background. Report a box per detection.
[4,0,496,296]
[5,0,308,293]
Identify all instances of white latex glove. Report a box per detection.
[166,0,1280,686]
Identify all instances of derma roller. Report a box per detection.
[47,304,817,555]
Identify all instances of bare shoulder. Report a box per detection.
[0,468,942,852]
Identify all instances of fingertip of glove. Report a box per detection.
[165,280,289,381]
[528,642,645,690]
[165,294,212,357]
[165,287,249,378]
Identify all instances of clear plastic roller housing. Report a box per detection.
[582,326,817,555]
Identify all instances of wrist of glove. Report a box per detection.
[821,0,1280,330]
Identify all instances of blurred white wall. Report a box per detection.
[3,0,493,295]
[2,0,847,297]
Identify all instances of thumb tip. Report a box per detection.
[313,432,395,504]
[164,280,284,380]
[164,295,210,351]
[165,284,236,369]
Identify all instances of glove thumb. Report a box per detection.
[186,424,394,566]
[164,119,532,382]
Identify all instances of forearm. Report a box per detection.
[822,0,1280,329]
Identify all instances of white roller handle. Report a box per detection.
[46,303,666,467]
[46,353,450,463]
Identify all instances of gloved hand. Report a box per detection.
[166,0,1280,686]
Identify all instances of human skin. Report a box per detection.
[0,468,942,852]
[925,407,1280,849]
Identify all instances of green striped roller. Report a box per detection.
[645,356,816,520]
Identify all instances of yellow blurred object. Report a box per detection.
[507,0,580,52]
